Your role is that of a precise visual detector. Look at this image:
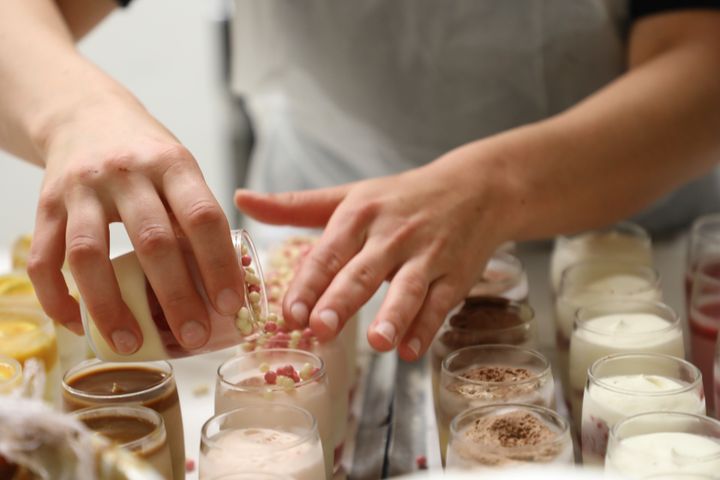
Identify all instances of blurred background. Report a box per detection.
[0,0,247,252]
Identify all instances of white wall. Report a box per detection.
[0,0,234,253]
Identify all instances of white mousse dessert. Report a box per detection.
[569,311,684,424]
[582,374,705,465]
[606,432,720,478]
[200,428,325,480]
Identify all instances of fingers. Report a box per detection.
[366,260,432,353]
[308,243,396,341]
[114,175,211,349]
[234,185,351,227]
[396,278,466,362]
[162,160,245,317]
[27,194,82,334]
[281,204,373,327]
[64,187,144,353]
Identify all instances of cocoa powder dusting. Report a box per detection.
[449,366,541,401]
[460,366,532,383]
[454,411,563,466]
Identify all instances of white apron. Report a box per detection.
[230,0,720,242]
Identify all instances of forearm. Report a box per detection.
[0,0,126,164]
[483,12,720,239]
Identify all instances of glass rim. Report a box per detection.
[0,355,22,387]
[558,260,661,297]
[691,213,720,241]
[232,228,269,322]
[441,344,551,387]
[449,402,570,453]
[200,403,319,452]
[70,404,166,451]
[609,411,720,462]
[62,358,175,401]
[556,221,651,245]
[217,348,326,392]
[444,299,535,335]
[574,299,680,337]
[588,353,702,397]
[690,261,720,288]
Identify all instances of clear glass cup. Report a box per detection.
[555,261,662,401]
[690,261,720,416]
[71,405,173,480]
[0,355,22,395]
[549,221,652,295]
[0,304,59,403]
[446,403,573,470]
[200,405,326,480]
[606,412,720,478]
[581,353,705,466]
[568,299,684,426]
[686,214,720,302]
[215,349,333,477]
[438,345,555,463]
[62,359,185,480]
[81,229,268,362]
[239,332,349,470]
[430,298,535,433]
[467,251,529,302]
[0,269,90,375]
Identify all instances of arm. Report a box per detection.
[235,10,720,359]
[0,0,246,354]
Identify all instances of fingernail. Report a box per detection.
[407,337,422,358]
[375,322,396,346]
[216,288,243,315]
[318,309,339,333]
[290,302,309,325]
[111,329,139,355]
[180,321,208,348]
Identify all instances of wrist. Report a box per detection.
[24,60,140,162]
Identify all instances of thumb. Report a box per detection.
[234,185,352,227]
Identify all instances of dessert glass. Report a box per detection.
[438,345,555,462]
[215,349,333,477]
[240,331,349,470]
[686,213,720,303]
[0,355,22,395]
[568,299,684,425]
[0,270,90,374]
[554,261,661,400]
[62,359,185,480]
[82,229,268,362]
[0,304,59,403]
[200,405,326,480]
[71,405,173,480]
[468,251,529,302]
[606,412,720,478]
[690,260,720,416]
[430,298,535,428]
[446,403,573,470]
[549,222,652,294]
[581,353,705,466]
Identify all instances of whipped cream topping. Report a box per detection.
[589,375,703,416]
[608,432,720,476]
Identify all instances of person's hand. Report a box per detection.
[27,95,245,354]
[235,143,517,360]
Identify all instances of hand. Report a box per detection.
[27,95,245,354]
[235,143,516,360]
